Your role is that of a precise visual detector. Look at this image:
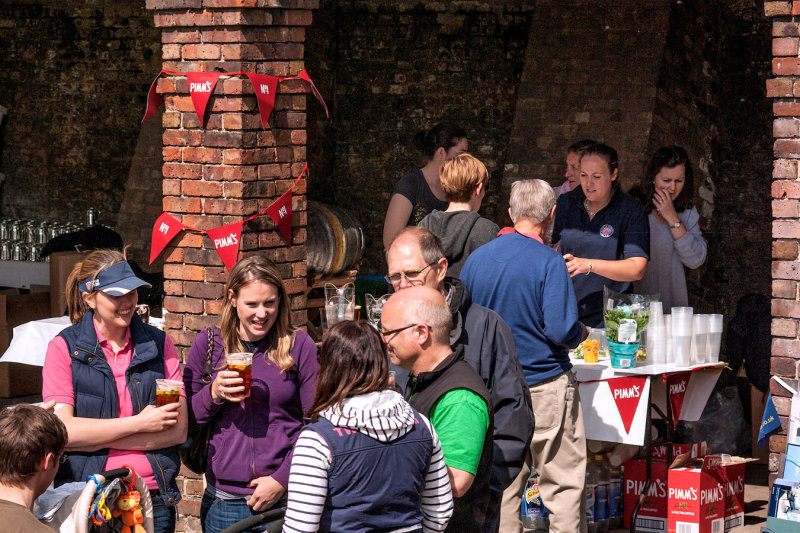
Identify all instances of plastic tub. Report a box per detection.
[608,340,639,369]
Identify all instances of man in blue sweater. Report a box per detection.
[461,179,588,533]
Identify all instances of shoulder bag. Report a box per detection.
[179,327,215,474]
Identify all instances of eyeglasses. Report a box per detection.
[379,323,420,338]
[58,453,68,464]
[384,261,437,285]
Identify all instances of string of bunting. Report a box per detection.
[149,163,308,271]
[142,69,329,127]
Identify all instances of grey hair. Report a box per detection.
[509,179,556,225]
[403,293,452,344]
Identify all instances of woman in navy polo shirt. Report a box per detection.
[552,142,650,327]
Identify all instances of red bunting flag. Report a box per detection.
[142,70,164,123]
[298,69,329,118]
[149,212,185,264]
[206,222,244,271]
[186,72,222,127]
[666,371,692,428]
[246,73,279,129]
[606,376,648,434]
[266,188,293,244]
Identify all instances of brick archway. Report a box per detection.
[144,3,318,527]
[767,0,800,485]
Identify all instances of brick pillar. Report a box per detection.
[766,0,800,486]
[145,2,317,530]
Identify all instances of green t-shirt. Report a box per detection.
[429,388,490,475]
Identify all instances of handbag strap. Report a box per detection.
[202,327,214,384]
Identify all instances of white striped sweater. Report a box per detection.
[282,390,453,532]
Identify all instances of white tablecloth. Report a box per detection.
[0,316,71,366]
[571,358,724,445]
[0,260,49,289]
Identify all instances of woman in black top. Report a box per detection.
[383,123,468,249]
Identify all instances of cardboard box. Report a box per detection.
[0,362,42,397]
[49,251,84,317]
[783,444,800,482]
[720,461,746,531]
[624,459,669,532]
[768,478,800,522]
[667,455,726,533]
[649,442,707,463]
[0,290,52,397]
[766,515,800,533]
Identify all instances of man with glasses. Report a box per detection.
[461,179,589,533]
[0,403,68,532]
[381,286,492,533]
[385,226,533,532]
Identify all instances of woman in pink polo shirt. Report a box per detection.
[42,249,187,533]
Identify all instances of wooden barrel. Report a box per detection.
[306,202,365,275]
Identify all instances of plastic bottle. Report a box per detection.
[586,456,596,533]
[606,452,622,531]
[593,454,609,533]
[520,465,549,532]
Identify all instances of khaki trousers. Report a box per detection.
[499,372,587,533]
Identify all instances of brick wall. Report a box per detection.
[502,0,772,321]
[766,0,800,484]
[647,1,720,312]
[304,0,535,273]
[144,1,317,529]
[697,2,772,318]
[0,1,161,262]
[502,0,670,206]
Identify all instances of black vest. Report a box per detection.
[405,346,493,533]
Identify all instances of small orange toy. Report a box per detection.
[112,468,147,533]
[112,489,145,533]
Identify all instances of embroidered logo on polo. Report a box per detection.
[600,224,614,238]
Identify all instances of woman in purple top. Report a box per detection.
[183,256,319,533]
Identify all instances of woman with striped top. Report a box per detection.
[282,320,453,533]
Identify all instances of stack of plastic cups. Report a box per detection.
[646,302,666,366]
[671,307,693,367]
[664,314,672,365]
[706,314,723,363]
[691,315,709,364]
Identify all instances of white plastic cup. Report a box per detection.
[671,308,693,367]
[650,301,664,323]
[671,307,694,335]
[706,314,723,363]
[673,334,692,367]
[664,315,672,365]
[691,315,709,364]
[647,323,666,365]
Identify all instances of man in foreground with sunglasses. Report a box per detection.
[385,226,534,532]
[381,286,492,533]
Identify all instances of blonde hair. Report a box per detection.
[439,153,488,203]
[219,255,296,372]
[65,249,127,324]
